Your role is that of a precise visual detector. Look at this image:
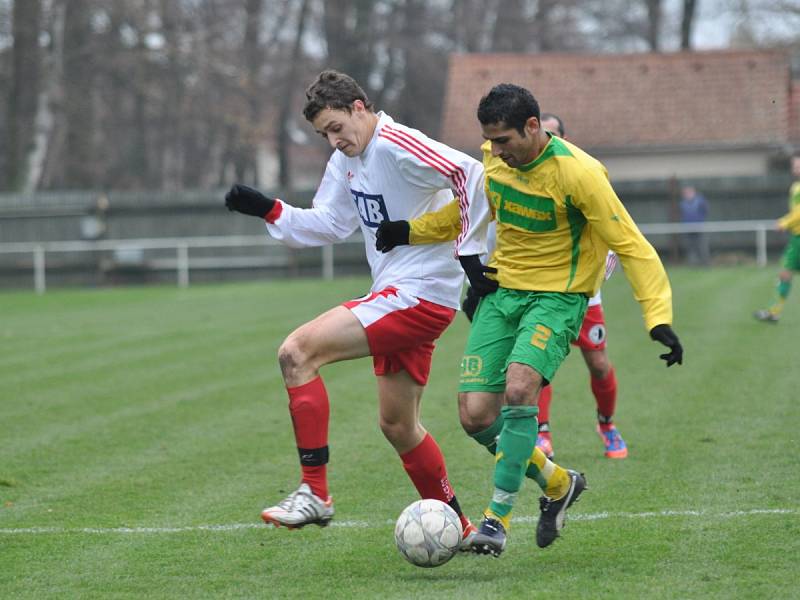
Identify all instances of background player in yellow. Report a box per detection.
[754,154,800,323]
[379,83,683,556]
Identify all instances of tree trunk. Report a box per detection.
[61,0,95,188]
[645,0,662,52]
[680,0,698,49]
[491,0,528,52]
[6,0,42,191]
[277,0,310,193]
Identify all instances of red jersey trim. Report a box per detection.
[265,199,284,223]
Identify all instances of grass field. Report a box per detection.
[1,266,798,599]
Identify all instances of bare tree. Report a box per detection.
[491,0,528,52]
[5,0,41,191]
[60,0,95,189]
[322,0,377,89]
[645,0,663,51]
[451,0,499,52]
[680,0,698,49]
[277,0,311,192]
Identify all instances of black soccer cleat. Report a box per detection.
[536,470,586,548]
[471,516,507,557]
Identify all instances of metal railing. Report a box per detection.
[0,220,779,294]
[0,234,352,293]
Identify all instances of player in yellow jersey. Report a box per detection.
[754,155,800,323]
[379,112,629,461]
[377,84,683,556]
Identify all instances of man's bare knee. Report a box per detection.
[504,382,534,406]
[458,392,498,434]
[278,334,313,380]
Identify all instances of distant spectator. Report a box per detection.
[679,184,710,266]
[80,194,109,241]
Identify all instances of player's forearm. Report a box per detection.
[778,206,800,233]
[266,203,356,248]
[616,249,674,330]
[409,199,462,245]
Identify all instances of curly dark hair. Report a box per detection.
[303,70,374,122]
[477,83,540,135]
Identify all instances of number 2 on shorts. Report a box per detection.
[531,324,552,350]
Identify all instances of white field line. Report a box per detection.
[0,508,796,535]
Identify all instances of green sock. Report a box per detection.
[470,414,504,455]
[489,405,538,519]
[770,279,791,315]
[471,413,544,484]
[778,279,792,299]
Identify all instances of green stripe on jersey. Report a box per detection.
[565,194,586,290]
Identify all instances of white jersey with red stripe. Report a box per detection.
[588,251,618,307]
[265,112,490,309]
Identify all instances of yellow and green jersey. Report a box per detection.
[410,134,673,331]
[778,181,800,234]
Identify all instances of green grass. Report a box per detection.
[1,268,798,599]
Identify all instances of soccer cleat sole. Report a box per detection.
[605,447,628,459]
[470,536,506,557]
[261,513,333,530]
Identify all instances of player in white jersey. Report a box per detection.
[224,70,488,545]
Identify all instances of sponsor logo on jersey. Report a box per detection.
[351,189,389,227]
[488,179,557,232]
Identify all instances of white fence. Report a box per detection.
[0,219,779,294]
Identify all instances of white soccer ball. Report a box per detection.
[394,499,463,568]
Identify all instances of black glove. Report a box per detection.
[225,184,276,218]
[375,220,410,252]
[458,254,498,297]
[461,286,479,322]
[650,324,683,367]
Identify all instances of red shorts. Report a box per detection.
[343,287,456,385]
[571,304,607,351]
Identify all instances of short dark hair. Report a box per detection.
[540,112,565,137]
[303,70,374,122]
[477,83,540,134]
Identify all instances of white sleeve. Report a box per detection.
[453,161,491,258]
[605,251,618,280]
[265,158,360,248]
[389,130,490,256]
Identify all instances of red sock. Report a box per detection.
[287,376,330,499]
[592,366,617,423]
[400,434,468,529]
[537,384,552,425]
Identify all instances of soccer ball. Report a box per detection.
[394,499,463,567]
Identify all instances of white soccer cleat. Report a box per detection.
[261,483,334,529]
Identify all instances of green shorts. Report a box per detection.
[459,288,588,393]
[781,234,800,271]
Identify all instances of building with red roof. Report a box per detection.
[441,49,798,181]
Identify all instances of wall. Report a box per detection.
[598,148,773,182]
